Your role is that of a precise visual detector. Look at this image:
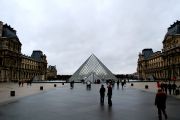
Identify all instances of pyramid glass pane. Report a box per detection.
[69,54,117,82]
[84,73,101,83]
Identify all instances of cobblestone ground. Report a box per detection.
[0,83,180,120]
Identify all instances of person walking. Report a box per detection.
[117,80,120,88]
[99,85,106,105]
[121,80,125,90]
[107,84,112,106]
[164,82,168,94]
[172,83,177,95]
[167,83,172,95]
[155,89,168,120]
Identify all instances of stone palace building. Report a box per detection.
[46,65,57,80]
[137,20,180,81]
[0,21,56,82]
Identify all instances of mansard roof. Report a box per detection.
[31,50,44,61]
[1,22,21,44]
[142,48,153,59]
[48,65,57,71]
[2,24,18,38]
[163,20,180,42]
[167,20,180,35]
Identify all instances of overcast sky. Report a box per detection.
[0,0,180,75]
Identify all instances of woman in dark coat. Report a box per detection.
[107,84,112,106]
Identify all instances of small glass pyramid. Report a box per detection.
[69,54,117,82]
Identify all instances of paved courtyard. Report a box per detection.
[0,83,180,120]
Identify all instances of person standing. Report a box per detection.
[21,80,24,87]
[30,77,33,86]
[157,81,160,88]
[70,81,74,89]
[99,85,106,105]
[107,84,112,106]
[160,82,164,92]
[155,89,168,120]
[86,81,91,90]
[18,81,21,87]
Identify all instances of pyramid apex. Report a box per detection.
[90,53,96,57]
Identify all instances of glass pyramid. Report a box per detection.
[69,54,117,82]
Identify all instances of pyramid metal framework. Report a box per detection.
[69,54,117,82]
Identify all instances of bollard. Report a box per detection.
[131,83,134,86]
[10,91,15,96]
[54,84,57,87]
[145,85,148,89]
[40,86,43,90]
[62,83,64,85]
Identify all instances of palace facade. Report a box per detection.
[46,65,57,80]
[0,21,48,82]
[137,21,180,81]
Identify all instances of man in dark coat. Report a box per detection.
[99,85,106,104]
[70,81,74,89]
[107,84,112,106]
[167,83,172,95]
[164,82,168,94]
[172,83,177,95]
[155,89,168,120]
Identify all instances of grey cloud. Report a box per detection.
[1,0,180,74]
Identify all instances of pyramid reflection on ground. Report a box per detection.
[69,54,117,82]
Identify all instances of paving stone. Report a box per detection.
[0,83,180,120]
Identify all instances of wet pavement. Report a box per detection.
[0,84,180,120]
